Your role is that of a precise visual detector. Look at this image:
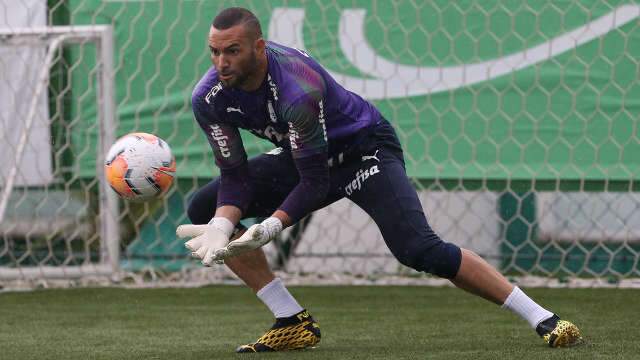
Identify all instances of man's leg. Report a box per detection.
[188,178,276,290]
[342,146,581,347]
[187,152,321,352]
[223,247,274,292]
[451,248,513,304]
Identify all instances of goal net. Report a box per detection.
[0,1,118,285]
[1,0,639,289]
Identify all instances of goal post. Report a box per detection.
[0,25,119,281]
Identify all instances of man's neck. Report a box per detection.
[239,53,268,92]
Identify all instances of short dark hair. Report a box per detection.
[212,7,263,40]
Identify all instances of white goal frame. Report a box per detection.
[0,25,118,281]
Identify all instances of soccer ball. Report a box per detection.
[104,132,176,201]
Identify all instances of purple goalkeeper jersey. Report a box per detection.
[191,41,382,221]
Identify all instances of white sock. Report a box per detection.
[256,278,304,318]
[502,286,554,328]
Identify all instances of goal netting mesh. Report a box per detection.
[1,0,639,289]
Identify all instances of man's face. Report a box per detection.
[208,24,260,88]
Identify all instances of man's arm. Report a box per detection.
[274,92,330,225]
[214,205,243,225]
[178,96,253,266]
[270,209,292,228]
[192,97,253,217]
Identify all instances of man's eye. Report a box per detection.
[230,49,239,55]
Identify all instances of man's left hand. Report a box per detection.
[211,217,283,262]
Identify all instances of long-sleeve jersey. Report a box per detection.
[191,41,382,222]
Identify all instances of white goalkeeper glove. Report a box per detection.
[176,217,235,266]
[211,217,283,262]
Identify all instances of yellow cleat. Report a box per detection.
[236,310,321,353]
[536,314,583,347]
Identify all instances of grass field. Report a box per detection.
[0,285,637,359]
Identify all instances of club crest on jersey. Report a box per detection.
[209,124,231,157]
[345,165,380,196]
[205,82,223,104]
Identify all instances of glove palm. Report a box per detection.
[214,217,283,261]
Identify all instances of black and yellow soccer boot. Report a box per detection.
[236,310,321,353]
[536,314,583,347]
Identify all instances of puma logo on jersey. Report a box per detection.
[226,106,244,114]
[209,124,231,158]
[361,149,379,162]
[265,147,284,155]
[345,165,380,196]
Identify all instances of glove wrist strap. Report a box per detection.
[208,217,235,238]
[262,217,283,235]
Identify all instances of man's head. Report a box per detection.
[209,7,266,90]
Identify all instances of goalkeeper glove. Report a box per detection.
[176,217,235,266]
[211,217,283,262]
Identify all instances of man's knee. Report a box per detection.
[187,187,217,225]
[394,237,462,279]
[187,198,208,225]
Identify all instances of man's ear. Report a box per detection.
[254,37,266,52]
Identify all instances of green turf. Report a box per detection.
[0,286,637,359]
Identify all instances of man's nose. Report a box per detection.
[216,54,230,69]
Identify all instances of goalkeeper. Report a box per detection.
[179,7,582,353]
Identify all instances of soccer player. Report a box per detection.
[178,7,582,353]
